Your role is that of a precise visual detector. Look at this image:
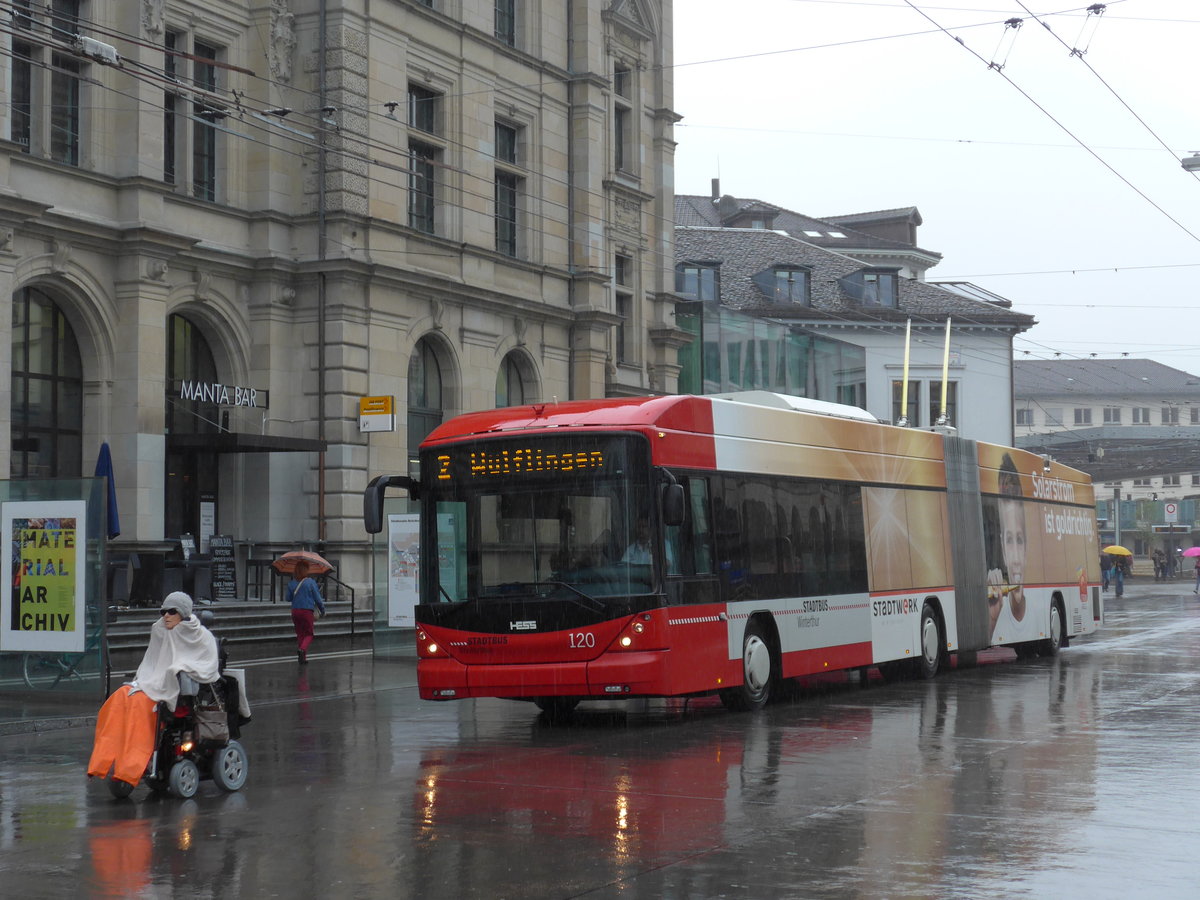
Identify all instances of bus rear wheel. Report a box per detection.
[1039,601,1063,657]
[914,602,943,680]
[720,620,775,712]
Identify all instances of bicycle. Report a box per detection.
[21,608,111,690]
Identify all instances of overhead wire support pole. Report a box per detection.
[317,0,328,544]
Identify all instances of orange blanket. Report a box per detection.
[87,685,159,786]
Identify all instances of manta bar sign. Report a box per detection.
[180,380,269,409]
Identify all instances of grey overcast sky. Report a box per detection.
[673,0,1200,379]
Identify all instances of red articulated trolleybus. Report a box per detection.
[364,391,1102,716]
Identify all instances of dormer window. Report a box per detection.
[838,268,900,307]
[773,267,809,304]
[723,204,776,230]
[676,263,719,302]
[862,270,898,307]
[750,266,809,305]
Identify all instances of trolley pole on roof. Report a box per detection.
[896,319,912,427]
[936,318,952,427]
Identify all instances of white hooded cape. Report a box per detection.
[132,616,220,707]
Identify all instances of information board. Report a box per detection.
[209,535,237,601]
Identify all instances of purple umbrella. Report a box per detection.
[1182,547,1200,558]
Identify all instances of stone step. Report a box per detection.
[106,601,372,670]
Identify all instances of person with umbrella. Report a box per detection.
[1185,547,1200,594]
[1103,546,1131,598]
[275,553,328,664]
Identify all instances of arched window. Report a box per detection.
[166,314,218,435]
[495,352,526,407]
[165,314,218,538]
[10,286,82,477]
[407,338,443,474]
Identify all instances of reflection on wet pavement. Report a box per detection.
[2,587,1200,897]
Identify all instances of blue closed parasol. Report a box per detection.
[94,442,120,539]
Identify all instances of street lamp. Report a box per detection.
[1183,153,1200,172]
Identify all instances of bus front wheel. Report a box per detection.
[720,620,775,712]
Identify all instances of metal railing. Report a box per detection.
[241,561,357,635]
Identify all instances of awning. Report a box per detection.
[166,432,327,454]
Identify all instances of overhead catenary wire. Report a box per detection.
[3,0,1183,288]
[5,8,1197,419]
[4,1,1193,385]
[898,0,1200,248]
[0,20,1080,388]
[1011,0,1197,180]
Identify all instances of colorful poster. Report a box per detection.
[1,500,87,652]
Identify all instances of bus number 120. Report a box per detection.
[569,632,595,649]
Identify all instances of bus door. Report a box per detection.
[664,475,720,606]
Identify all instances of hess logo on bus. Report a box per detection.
[509,620,537,631]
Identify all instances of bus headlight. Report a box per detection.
[416,630,447,657]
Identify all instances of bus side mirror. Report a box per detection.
[662,483,685,528]
[364,474,419,534]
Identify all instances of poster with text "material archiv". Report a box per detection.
[0,500,87,652]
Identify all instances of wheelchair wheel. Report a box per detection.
[107,778,136,799]
[168,759,200,799]
[212,741,248,792]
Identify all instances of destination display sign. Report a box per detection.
[432,438,633,485]
[436,448,608,482]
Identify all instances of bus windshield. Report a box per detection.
[422,434,655,605]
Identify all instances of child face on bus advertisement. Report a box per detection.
[986,454,1028,635]
[998,496,1026,607]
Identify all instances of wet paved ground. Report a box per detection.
[3,579,1200,898]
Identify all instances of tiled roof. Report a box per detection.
[674,195,941,258]
[1014,359,1200,396]
[674,227,1034,327]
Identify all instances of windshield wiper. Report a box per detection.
[542,581,606,612]
[479,581,605,612]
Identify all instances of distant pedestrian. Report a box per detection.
[1113,557,1125,598]
[1194,556,1200,595]
[1100,554,1112,592]
[1153,549,1164,582]
[286,560,326,665]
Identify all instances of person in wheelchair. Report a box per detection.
[88,591,249,797]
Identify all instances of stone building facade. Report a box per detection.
[0,0,679,593]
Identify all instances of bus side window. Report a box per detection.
[665,476,711,577]
[742,481,776,597]
[713,477,749,602]
[688,478,714,574]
